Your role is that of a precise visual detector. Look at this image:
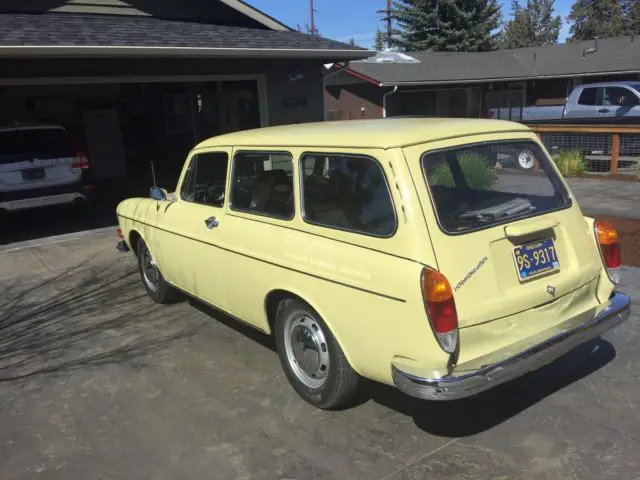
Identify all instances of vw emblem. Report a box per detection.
[546,285,556,297]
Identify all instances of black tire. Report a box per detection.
[136,237,179,304]
[274,299,359,410]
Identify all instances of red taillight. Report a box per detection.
[67,133,91,170]
[421,268,459,353]
[72,153,91,170]
[595,220,621,283]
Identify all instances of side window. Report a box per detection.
[604,87,639,107]
[300,153,396,237]
[230,151,294,219]
[180,152,229,208]
[577,87,598,106]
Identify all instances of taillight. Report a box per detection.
[487,110,494,119]
[67,133,91,170]
[72,152,91,170]
[421,267,458,354]
[116,228,124,240]
[595,220,621,284]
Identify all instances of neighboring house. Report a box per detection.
[324,36,640,122]
[0,0,371,189]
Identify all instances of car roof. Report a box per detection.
[577,81,640,88]
[195,118,531,150]
[0,123,65,133]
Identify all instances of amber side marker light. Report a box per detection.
[595,220,621,284]
[421,267,458,354]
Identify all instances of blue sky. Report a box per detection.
[247,0,574,47]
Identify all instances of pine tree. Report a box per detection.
[387,0,502,52]
[501,0,562,48]
[568,0,626,40]
[374,28,386,51]
[347,37,358,46]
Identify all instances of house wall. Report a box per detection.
[324,83,384,120]
[0,0,269,27]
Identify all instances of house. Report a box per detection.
[324,36,640,122]
[0,0,372,188]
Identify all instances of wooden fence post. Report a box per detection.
[610,133,620,176]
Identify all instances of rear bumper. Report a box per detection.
[392,291,630,401]
[0,183,92,211]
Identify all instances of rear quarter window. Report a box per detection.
[422,141,571,234]
[300,153,396,237]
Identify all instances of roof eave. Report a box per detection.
[0,45,375,61]
[374,69,640,86]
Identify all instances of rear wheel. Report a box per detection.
[136,237,179,304]
[274,299,359,410]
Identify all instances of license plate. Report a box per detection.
[21,167,46,181]
[513,238,560,281]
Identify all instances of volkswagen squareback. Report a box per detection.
[116,118,630,409]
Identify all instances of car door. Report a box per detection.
[154,149,231,311]
[599,86,640,121]
[565,86,601,121]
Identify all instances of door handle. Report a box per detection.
[598,108,609,113]
[204,216,219,229]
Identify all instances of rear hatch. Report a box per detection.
[406,136,604,328]
[0,126,84,192]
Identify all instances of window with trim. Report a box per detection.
[180,152,229,207]
[300,153,396,236]
[577,87,598,106]
[230,151,294,219]
[603,87,639,106]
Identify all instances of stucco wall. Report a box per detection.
[264,62,325,126]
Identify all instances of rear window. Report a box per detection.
[422,141,571,234]
[0,128,74,163]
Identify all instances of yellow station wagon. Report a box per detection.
[116,118,630,409]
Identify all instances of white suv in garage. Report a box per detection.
[0,124,93,217]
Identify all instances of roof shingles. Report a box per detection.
[0,12,368,55]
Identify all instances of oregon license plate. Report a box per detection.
[513,238,560,281]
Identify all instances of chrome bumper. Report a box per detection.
[392,291,631,401]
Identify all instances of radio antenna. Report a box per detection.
[150,161,157,187]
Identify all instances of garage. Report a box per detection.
[0,2,369,244]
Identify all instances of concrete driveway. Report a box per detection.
[1,230,639,479]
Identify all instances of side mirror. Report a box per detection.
[150,186,168,201]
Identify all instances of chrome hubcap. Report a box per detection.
[141,245,159,292]
[283,313,329,389]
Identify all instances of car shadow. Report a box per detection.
[188,299,276,353]
[0,259,201,383]
[360,337,616,437]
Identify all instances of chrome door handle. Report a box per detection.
[204,216,219,229]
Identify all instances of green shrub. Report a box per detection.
[554,150,585,177]
[429,151,496,190]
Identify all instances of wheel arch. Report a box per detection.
[264,288,362,376]
[128,229,143,256]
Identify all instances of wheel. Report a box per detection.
[136,237,179,304]
[274,299,359,410]
[517,149,536,169]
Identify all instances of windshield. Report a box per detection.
[421,140,571,234]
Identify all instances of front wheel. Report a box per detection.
[136,237,179,304]
[274,299,360,410]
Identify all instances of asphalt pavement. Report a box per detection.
[0,230,639,479]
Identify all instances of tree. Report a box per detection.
[500,0,562,48]
[347,37,359,46]
[386,0,502,52]
[374,28,386,51]
[567,0,626,40]
[296,23,320,36]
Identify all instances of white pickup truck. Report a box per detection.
[489,82,640,124]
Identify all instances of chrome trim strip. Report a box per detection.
[392,291,630,401]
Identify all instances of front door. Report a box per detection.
[155,149,231,311]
